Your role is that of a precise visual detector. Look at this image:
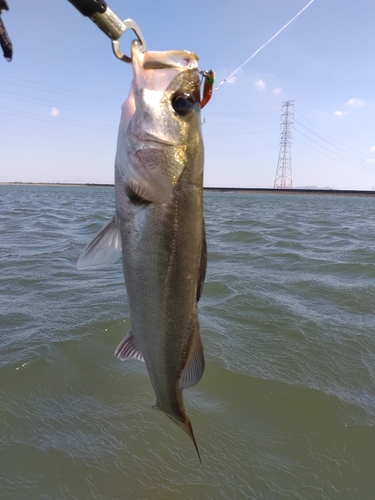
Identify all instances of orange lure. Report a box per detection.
[200,69,215,109]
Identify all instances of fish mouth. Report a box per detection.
[137,138,184,148]
[142,50,199,71]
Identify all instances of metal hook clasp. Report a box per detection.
[90,7,146,63]
[111,19,147,63]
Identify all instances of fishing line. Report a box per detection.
[215,0,315,89]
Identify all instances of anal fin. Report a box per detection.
[115,331,144,362]
[197,221,207,302]
[180,316,205,389]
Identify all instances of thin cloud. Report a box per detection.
[347,98,364,107]
[254,79,266,90]
[366,158,375,164]
[274,87,282,94]
[226,76,236,84]
[370,146,375,152]
[222,68,241,85]
[50,107,59,117]
[334,110,349,116]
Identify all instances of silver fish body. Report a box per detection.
[78,44,206,459]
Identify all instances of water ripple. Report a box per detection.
[1,187,375,499]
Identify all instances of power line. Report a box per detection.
[0,73,119,103]
[0,107,117,130]
[295,110,371,160]
[213,111,280,116]
[0,89,118,116]
[205,129,279,137]
[0,78,119,105]
[294,119,371,163]
[0,118,116,139]
[294,137,375,173]
[294,128,375,170]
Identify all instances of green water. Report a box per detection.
[1,185,375,499]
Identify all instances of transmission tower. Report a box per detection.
[274,100,294,189]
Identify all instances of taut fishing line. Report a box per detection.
[215,0,315,89]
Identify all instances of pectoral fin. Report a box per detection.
[77,215,122,270]
[180,315,205,389]
[125,168,173,204]
[115,331,144,362]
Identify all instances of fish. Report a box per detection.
[78,42,206,461]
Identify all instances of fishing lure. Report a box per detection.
[199,69,215,109]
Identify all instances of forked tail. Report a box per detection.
[154,405,202,463]
[176,415,201,464]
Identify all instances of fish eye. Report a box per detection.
[172,93,195,116]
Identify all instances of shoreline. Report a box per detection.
[1,182,375,197]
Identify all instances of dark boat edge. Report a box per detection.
[204,187,375,197]
[1,183,375,197]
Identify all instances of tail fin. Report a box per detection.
[152,405,202,463]
[170,414,201,464]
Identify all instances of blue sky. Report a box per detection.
[1,0,374,189]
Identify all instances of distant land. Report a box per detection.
[1,182,375,197]
[296,186,332,190]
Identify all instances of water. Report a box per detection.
[1,185,375,499]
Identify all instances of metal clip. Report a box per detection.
[90,8,146,63]
[111,19,147,63]
[68,1,146,63]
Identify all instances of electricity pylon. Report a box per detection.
[274,100,294,189]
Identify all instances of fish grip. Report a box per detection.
[68,0,146,63]
[0,0,12,61]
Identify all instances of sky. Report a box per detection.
[0,0,374,190]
